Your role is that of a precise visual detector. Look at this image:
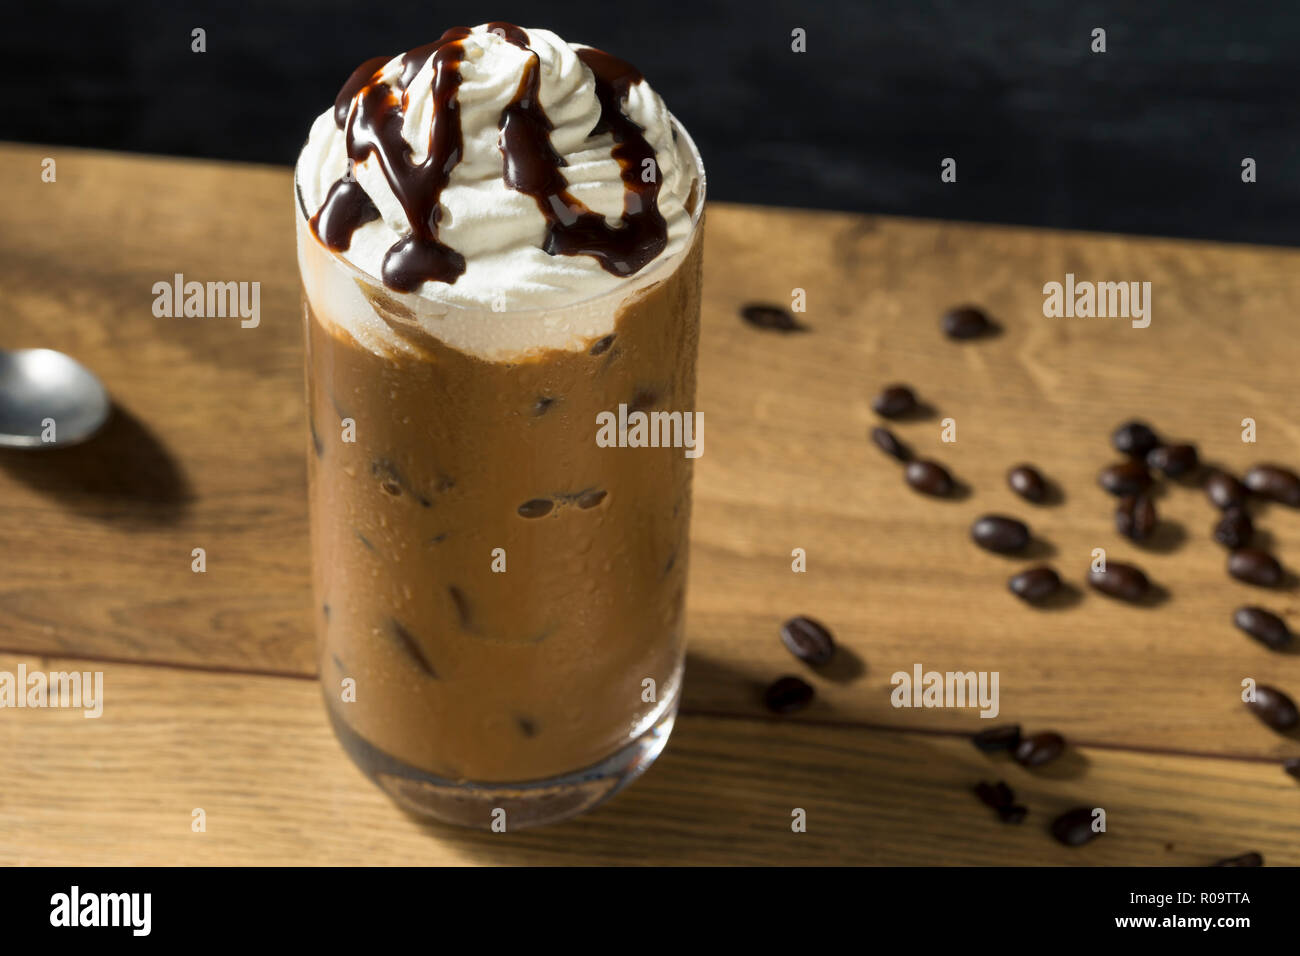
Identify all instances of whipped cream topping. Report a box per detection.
[297,23,698,315]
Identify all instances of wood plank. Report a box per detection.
[1,144,1299,760]
[0,654,1294,866]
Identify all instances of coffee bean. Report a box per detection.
[1009,566,1062,603]
[389,619,438,679]
[740,303,806,332]
[1014,731,1066,768]
[589,333,616,355]
[1245,685,1299,731]
[1233,606,1294,651]
[941,305,994,340]
[779,616,836,665]
[905,459,954,497]
[1007,464,1048,503]
[972,724,1022,752]
[516,716,538,738]
[575,489,607,509]
[1147,443,1199,478]
[1211,852,1263,867]
[872,384,918,418]
[517,498,554,518]
[998,805,1028,824]
[1213,507,1253,550]
[971,515,1030,554]
[1112,420,1160,459]
[1051,807,1102,846]
[764,675,814,713]
[974,780,1014,809]
[1206,470,1249,511]
[1243,464,1300,506]
[1228,548,1283,587]
[1115,493,1157,542]
[1088,562,1150,602]
[870,426,912,461]
[1098,460,1152,496]
[532,396,556,416]
[448,586,473,632]
[1284,758,1300,781]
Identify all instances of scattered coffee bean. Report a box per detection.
[576,489,607,509]
[872,384,918,418]
[1211,852,1263,867]
[1051,807,1102,846]
[1245,684,1299,731]
[1115,493,1157,542]
[1007,464,1048,503]
[764,675,814,714]
[1233,606,1294,651]
[941,305,994,340]
[779,616,836,665]
[974,780,1014,809]
[870,426,912,462]
[1228,548,1284,587]
[517,498,554,518]
[448,586,473,632]
[971,514,1030,554]
[589,333,616,355]
[1088,562,1150,602]
[1112,421,1160,459]
[532,396,556,416]
[740,303,806,332]
[998,805,1028,824]
[1243,464,1300,506]
[972,724,1022,752]
[1014,731,1066,768]
[389,619,438,679]
[1008,566,1062,604]
[1205,470,1249,511]
[1098,460,1152,496]
[905,459,954,497]
[1213,507,1253,550]
[1146,443,1199,478]
[1284,758,1300,781]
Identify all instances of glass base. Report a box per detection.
[326,696,679,830]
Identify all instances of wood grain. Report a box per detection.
[1,653,1294,866]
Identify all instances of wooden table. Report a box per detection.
[2,143,1297,865]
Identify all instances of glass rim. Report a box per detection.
[295,113,706,317]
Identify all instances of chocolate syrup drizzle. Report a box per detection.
[309,23,671,291]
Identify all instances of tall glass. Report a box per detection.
[295,125,705,829]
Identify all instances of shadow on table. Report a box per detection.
[0,402,191,524]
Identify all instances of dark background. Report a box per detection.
[6,0,1298,244]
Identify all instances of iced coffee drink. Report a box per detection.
[295,23,704,827]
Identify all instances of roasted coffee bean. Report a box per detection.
[1206,470,1250,511]
[1233,606,1294,651]
[589,333,616,355]
[1243,464,1300,506]
[941,305,994,340]
[1228,548,1283,587]
[448,586,473,632]
[1146,443,1199,478]
[872,384,918,418]
[1245,684,1299,731]
[532,396,556,416]
[1211,852,1263,867]
[905,459,954,497]
[1007,464,1048,503]
[974,781,1014,809]
[1088,562,1150,602]
[764,675,814,714]
[740,303,805,332]
[517,498,554,518]
[1112,420,1160,459]
[971,514,1030,553]
[1014,731,1066,768]
[1051,807,1102,846]
[576,489,607,509]
[871,426,912,462]
[1115,493,1157,542]
[998,805,1028,824]
[1214,507,1253,550]
[972,724,1022,752]
[389,619,438,679]
[1284,757,1300,781]
[1098,460,1152,496]
[779,616,836,665]
[1009,566,1062,603]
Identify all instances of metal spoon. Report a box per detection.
[0,348,111,448]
